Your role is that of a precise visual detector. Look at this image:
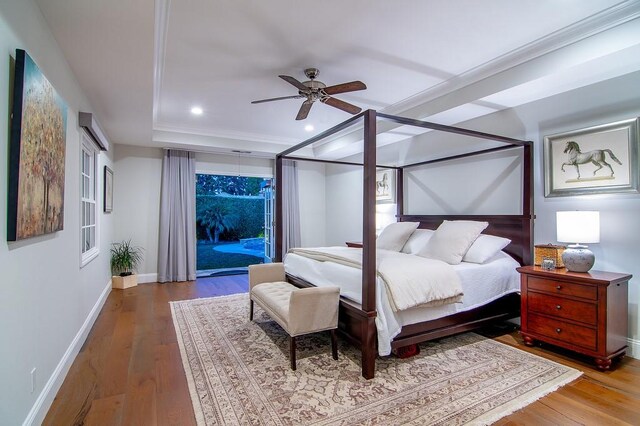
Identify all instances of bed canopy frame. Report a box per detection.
[275,109,534,379]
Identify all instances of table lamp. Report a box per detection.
[556,211,600,272]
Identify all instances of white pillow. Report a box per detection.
[401,229,434,254]
[418,220,488,265]
[377,222,419,252]
[462,234,511,264]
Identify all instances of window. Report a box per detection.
[81,132,99,266]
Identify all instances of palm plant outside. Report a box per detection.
[199,204,238,243]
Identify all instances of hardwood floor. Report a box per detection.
[44,276,640,425]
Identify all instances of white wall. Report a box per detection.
[325,164,363,245]
[405,149,523,215]
[426,70,640,357]
[113,145,163,277]
[518,71,640,358]
[0,2,114,424]
[195,152,273,177]
[321,71,640,358]
[113,147,279,276]
[297,161,326,247]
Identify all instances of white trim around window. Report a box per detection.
[80,131,100,267]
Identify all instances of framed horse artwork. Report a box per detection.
[375,169,395,202]
[544,118,639,197]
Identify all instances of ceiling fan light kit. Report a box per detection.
[251,68,367,120]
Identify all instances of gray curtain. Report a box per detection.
[282,159,301,255]
[157,150,196,282]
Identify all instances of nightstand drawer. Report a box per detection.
[527,292,597,325]
[528,313,597,351]
[528,277,597,300]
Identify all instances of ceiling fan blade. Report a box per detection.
[279,75,309,92]
[251,95,304,104]
[296,100,313,120]
[321,96,362,115]
[322,80,367,95]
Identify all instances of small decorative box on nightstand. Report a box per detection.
[517,265,631,371]
[534,244,566,268]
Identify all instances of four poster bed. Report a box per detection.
[275,110,534,379]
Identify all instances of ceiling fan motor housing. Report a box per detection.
[252,68,366,120]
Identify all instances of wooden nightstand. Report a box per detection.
[517,265,631,371]
[345,242,363,248]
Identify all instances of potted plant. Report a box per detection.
[111,239,143,289]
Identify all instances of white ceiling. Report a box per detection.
[35,0,640,158]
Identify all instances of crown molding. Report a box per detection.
[153,0,171,123]
[153,122,299,146]
[384,0,640,116]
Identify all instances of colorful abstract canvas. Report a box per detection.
[8,49,67,241]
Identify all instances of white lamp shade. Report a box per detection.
[556,211,600,244]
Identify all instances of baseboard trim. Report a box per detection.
[627,337,640,360]
[138,273,158,284]
[23,279,112,426]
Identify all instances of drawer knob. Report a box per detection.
[556,305,562,310]
[556,328,562,333]
[556,285,562,290]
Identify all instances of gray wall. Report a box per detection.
[297,161,327,247]
[517,71,640,357]
[324,164,363,245]
[321,71,640,358]
[113,147,275,277]
[402,71,640,357]
[0,1,114,424]
[113,145,163,277]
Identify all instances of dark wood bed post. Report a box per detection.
[361,109,378,379]
[275,155,284,262]
[522,142,534,264]
[396,168,404,217]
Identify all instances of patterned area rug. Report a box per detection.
[170,294,581,425]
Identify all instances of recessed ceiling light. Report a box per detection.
[304,124,314,132]
[191,106,203,115]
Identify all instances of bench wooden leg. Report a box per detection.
[249,299,254,321]
[331,329,338,360]
[290,336,297,370]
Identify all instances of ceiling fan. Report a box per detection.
[251,68,367,120]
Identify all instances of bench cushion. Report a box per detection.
[251,281,295,330]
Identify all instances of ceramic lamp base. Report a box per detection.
[561,245,595,273]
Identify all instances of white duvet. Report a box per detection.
[284,249,520,356]
[288,247,463,311]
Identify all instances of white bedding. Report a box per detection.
[284,250,520,356]
[288,247,463,311]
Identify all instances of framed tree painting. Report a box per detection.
[8,49,68,241]
[104,166,113,213]
[376,169,395,203]
[544,118,639,197]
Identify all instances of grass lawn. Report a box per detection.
[197,241,264,270]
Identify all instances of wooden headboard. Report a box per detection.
[398,214,534,266]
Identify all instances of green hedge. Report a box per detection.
[196,195,264,241]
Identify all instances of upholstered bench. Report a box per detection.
[248,263,340,370]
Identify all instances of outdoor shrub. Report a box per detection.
[196,195,264,242]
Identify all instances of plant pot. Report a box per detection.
[112,274,138,289]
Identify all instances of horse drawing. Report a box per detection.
[376,173,389,195]
[561,141,622,180]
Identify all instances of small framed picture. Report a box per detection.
[104,166,113,213]
[376,169,395,203]
[541,257,556,270]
